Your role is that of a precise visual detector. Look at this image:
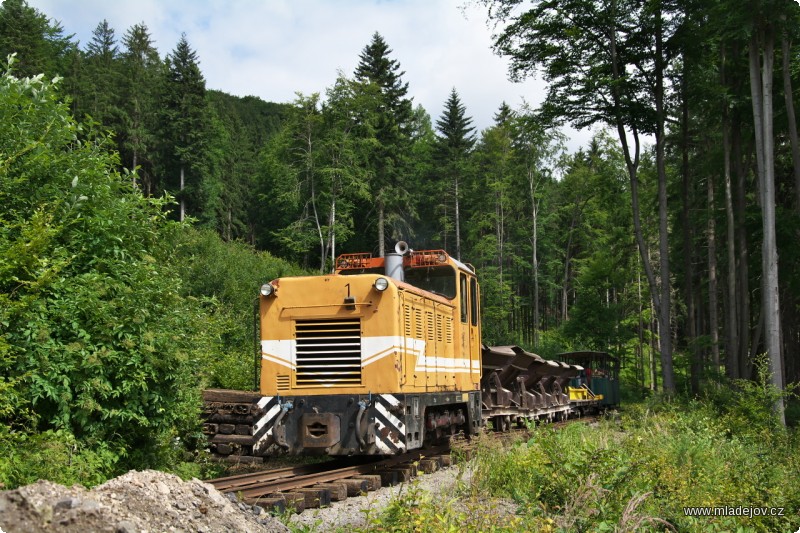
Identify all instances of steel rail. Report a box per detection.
[209,456,384,491]
[212,445,450,499]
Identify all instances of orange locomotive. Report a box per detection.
[204,243,483,457]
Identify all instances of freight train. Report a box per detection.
[201,243,618,460]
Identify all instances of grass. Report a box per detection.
[312,383,800,532]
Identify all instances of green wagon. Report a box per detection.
[558,351,620,408]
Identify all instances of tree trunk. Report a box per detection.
[782,30,800,213]
[330,197,336,272]
[681,70,699,394]
[650,296,658,391]
[722,50,739,377]
[378,199,385,257]
[561,219,574,323]
[654,5,675,392]
[750,28,785,424]
[530,170,540,348]
[311,184,325,274]
[132,151,138,189]
[180,165,185,222]
[609,1,672,390]
[733,110,752,378]
[561,198,588,323]
[454,177,461,261]
[708,160,721,370]
[638,259,645,390]
[496,185,505,291]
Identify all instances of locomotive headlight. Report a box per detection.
[260,283,275,297]
[373,277,389,292]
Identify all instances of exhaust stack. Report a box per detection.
[385,241,409,282]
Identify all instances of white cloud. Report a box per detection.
[27,0,594,150]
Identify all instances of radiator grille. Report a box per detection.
[295,319,361,386]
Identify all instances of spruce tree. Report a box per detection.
[82,20,120,127]
[119,22,161,193]
[434,88,475,259]
[353,32,414,255]
[0,0,75,78]
[158,34,216,224]
[406,104,438,249]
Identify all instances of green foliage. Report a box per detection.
[117,22,161,193]
[80,20,120,127]
[466,401,799,532]
[353,475,525,533]
[0,0,76,79]
[700,354,799,435]
[353,32,415,250]
[157,33,219,224]
[0,59,221,487]
[533,329,573,360]
[207,90,290,243]
[0,429,119,488]
[430,87,476,259]
[345,392,799,532]
[171,228,307,389]
[7,3,800,504]
[260,76,376,269]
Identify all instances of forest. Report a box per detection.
[1,0,799,490]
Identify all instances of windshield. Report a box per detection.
[404,266,456,299]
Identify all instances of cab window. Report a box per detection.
[460,273,468,323]
[405,265,457,299]
[470,277,478,326]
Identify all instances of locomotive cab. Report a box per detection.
[249,243,482,456]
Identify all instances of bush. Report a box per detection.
[0,429,119,488]
[171,228,308,390]
[0,58,223,486]
[700,354,798,435]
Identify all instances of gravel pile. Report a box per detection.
[0,470,287,533]
[0,460,518,532]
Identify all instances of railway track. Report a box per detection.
[211,457,378,492]
[207,444,451,512]
[206,414,600,515]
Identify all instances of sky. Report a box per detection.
[25,0,595,151]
